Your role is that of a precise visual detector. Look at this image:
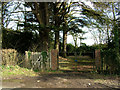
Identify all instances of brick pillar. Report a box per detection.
[51,49,58,70]
[95,49,101,70]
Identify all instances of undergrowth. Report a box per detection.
[1,65,38,77]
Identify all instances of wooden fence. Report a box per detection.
[1,49,58,71]
[2,49,18,66]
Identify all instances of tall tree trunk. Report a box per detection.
[30,2,50,52]
[54,10,59,52]
[106,24,111,48]
[39,30,49,52]
[54,2,62,52]
[112,2,120,72]
[54,31,59,51]
[63,30,67,57]
[112,2,119,54]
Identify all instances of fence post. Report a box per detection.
[51,49,58,70]
[13,50,17,65]
[95,49,101,72]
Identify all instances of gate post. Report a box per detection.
[25,51,31,68]
[25,51,28,68]
[51,49,58,70]
[95,49,101,71]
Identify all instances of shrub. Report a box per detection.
[101,49,120,74]
[66,44,75,56]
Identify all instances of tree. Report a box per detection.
[25,2,50,52]
[61,2,88,57]
[66,43,75,56]
[82,2,120,73]
[2,28,33,53]
[52,2,64,52]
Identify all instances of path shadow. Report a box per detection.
[36,70,119,80]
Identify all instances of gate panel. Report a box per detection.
[59,52,95,72]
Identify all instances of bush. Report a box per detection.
[1,65,38,77]
[75,46,95,57]
[101,49,120,74]
[66,44,75,56]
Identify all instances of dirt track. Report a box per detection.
[2,71,120,89]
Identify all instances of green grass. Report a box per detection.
[1,65,38,77]
[59,62,70,64]
[66,56,95,61]
[67,56,92,60]
[45,70,63,73]
[59,66,72,70]
[1,65,65,77]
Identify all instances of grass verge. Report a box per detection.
[1,65,38,78]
